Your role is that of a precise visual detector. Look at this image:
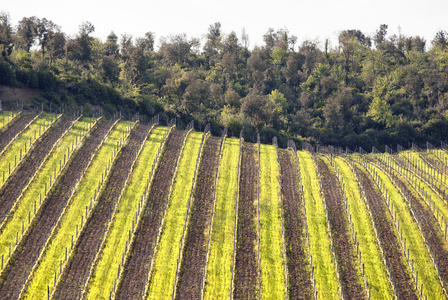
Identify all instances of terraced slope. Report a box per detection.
[175,136,221,299]
[0,113,34,154]
[53,124,150,299]
[203,138,240,299]
[115,130,185,299]
[0,115,74,224]
[279,149,311,299]
[233,142,259,300]
[318,157,365,299]
[296,150,339,299]
[0,121,114,299]
[147,131,204,299]
[85,126,167,299]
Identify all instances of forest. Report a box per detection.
[0,11,448,149]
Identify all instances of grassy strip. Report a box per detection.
[0,118,94,271]
[401,151,448,191]
[146,131,203,299]
[370,163,445,298]
[432,149,448,166]
[334,157,393,299]
[204,138,239,299]
[259,144,285,299]
[86,126,166,299]
[22,121,132,299]
[296,150,339,299]
[0,113,57,188]
[377,153,448,243]
[0,111,17,130]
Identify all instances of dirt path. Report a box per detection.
[115,130,185,300]
[393,175,448,289]
[356,167,418,299]
[0,116,74,225]
[279,149,311,299]
[233,142,258,300]
[318,158,365,299]
[53,124,151,299]
[0,121,114,300]
[175,136,220,299]
[0,114,35,154]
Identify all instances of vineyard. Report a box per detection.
[1,110,448,299]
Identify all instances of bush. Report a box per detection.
[0,60,14,85]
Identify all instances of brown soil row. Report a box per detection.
[318,158,365,300]
[0,121,114,300]
[356,166,418,299]
[0,116,75,225]
[175,136,221,299]
[233,142,258,300]
[0,114,35,153]
[279,149,312,299]
[115,130,185,300]
[393,174,448,289]
[53,124,151,299]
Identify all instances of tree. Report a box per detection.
[47,29,65,64]
[35,18,51,59]
[374,24,388,46]
[15,16,38,51]
[104,31,119,56]
[432,30,448,49]
[77,21,95,62]
[159,33,198,66]
[367,96,394,127]
[0,12,14,58]
[241,92,279,131]
[135,32,155,53]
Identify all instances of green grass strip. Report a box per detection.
[259,144,285,299]
[431,149,448,166]
[296,150,339,300]
[0,113,57,189]
[146,131,203,299]
[334,157,393,299]
[204,137,239,299]
[371,164,445,299]
[401,151,448,190]
[0,118,94,272]
[86,126,166,299]
[0,111,17,130]
[377,153,448,244]
[22,121,132,300]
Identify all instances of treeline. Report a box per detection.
[0,12,448,149]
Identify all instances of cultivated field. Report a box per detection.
[0,111,447,299]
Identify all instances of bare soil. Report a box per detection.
[115,130,185,300]
[175,136,220,299]
[233,142,258,300]
[0,86,41,109]
[356,166,418,299]
[0,113,35,153]
[318,158,365,299]
[0,115,75,225]
[0,121,114,299]
[279,149,312,299]
[52,124,151,299]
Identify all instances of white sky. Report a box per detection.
[2,0,448,50]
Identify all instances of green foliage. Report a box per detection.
[367,96,394,127]
[1,14,448,148]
